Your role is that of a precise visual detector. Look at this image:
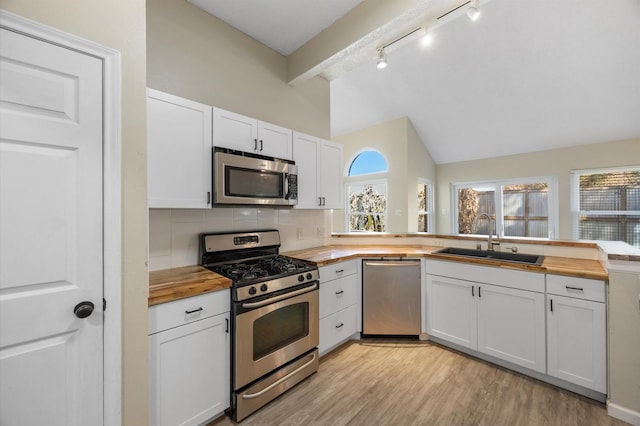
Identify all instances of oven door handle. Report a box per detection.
[241,283,318,309]
[242,352,317,400]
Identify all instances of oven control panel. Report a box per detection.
[235,269,319,302]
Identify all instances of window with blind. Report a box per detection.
[571,167,640,248]
[453,177,558,239]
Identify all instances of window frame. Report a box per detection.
[417,178,434,233]
[452,176,559,240]
[570,165,640,245]
[344,178,388,232]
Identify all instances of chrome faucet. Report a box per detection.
[476,213,500,251]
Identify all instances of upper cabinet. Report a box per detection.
[147,89,212,208]
[293,131,343,209]
[213,108,292,160]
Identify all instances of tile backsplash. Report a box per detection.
[149,208,331,271]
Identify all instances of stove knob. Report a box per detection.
[260,283,268,292]
[306,273,313,280]
[248,287,257,295]
[298,274,305,282]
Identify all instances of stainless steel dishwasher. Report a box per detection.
[362,259,421,336]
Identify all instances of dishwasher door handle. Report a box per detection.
[363,261,420,267]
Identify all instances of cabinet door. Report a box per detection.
[319,140,343,209]
[293,132,321,209]
[149,313,230,426]
[477,284,546,373]
[147,89,212,208]
[258,121,293,160]
[212,107,257,152]
[426,275,477,350]
[547,295,606,392]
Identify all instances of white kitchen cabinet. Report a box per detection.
[148,291,230,426]
[426,274,477,350]
[546,275,607,393]
[293,131,343,209]
[477,283,546,373]
[213,107,292,160]
[318,260,360,354]
[425,259,546,373]
[147,89,212,208]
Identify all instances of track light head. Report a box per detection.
[467,5,480,21]
[376,48,387,69]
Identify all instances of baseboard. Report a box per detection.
[607,402,640,426]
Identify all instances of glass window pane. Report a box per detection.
[348,151,388,176]
[458,187,495,234]
[503,193,524,217]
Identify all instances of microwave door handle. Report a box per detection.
[284,173,290,200]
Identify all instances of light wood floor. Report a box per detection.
[211,339,627,425]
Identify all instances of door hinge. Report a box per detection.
[103,298,107,312]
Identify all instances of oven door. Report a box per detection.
[234,283,319,390]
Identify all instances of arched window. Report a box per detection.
[348,150,388,176]
[346,150,388,232]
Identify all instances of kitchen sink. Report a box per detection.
[433,247,544,265]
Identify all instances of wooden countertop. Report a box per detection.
[149,245,607,306]
[283,245,608,281]
[148,265,231,306]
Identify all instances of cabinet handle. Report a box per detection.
[335,323,344,329]
[565,286,584,292]
[207,191,211,205]
[472,286,475,297]
[225,318,229,333]
[185,307,203,315]
[322,197,326,206]
[335,290,344,295]
[478,286,481,298]
[259,139,264,151]
[318,197,322,206]
[335,269,344,274]
[550,298,553,312]
[254,138,258,151]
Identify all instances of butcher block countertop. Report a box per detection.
[149,245,608,306]
[283,245,608,281]
[148,265,231,306]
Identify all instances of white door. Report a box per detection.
[477,284,546,373]
[319,140,343,209]
[426,275,477,350]
[212,107,257,152]
[257,121,292,160]
[547,295,606,392]
[293,132,321,209]
[0,26,104,426]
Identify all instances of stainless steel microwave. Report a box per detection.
[212,147,298,206]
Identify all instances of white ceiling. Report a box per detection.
[190,0,640,164]
[187,0,363,56]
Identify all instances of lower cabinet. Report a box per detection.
[546,275,607,393]
[318,260,360,354]
[426,272,546,373]
[425,260,546,374]
[148,291,230,426]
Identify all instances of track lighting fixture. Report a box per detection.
[376,48,387,69]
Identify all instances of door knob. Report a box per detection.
[74,301,95,319]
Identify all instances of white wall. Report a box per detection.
[146,0,330,139]
[149,208,331,271]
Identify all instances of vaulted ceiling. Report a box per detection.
[189,0,640,164]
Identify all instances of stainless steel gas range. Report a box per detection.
[199,230,319,422]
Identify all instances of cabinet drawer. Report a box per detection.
[149,290,230,335]
[319,304,358,354]
[546,275,605,302]
[319,274,358,319]
[319,259,358,283]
